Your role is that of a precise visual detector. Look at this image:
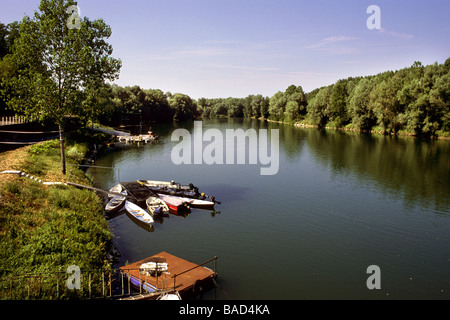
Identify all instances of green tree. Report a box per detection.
[260,96,270,118]
[372,74,404,134]
[268,91,286,121]
[284,100,299,122]
[0,22,8,58]
[348,78,377,131]
[250,94,264,118]
[1,0,121,174]
[170,93,198,121]
[397,62,442,136]
[327,80,349,127]
[307,86,331,127]
[429,71,450,133]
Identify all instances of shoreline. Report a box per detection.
[0,128,114,299]
[261,118,450,140]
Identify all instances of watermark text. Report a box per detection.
[171,122,279,176]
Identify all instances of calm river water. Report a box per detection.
[88,119,450,300]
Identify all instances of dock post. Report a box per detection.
[138,272,142,294]
[88,273,91,299]
[128,271,131,295]
[121,271,124,296]
[109,272,112,297]
[214,256,217,274]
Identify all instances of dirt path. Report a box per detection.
[0,146,30,185]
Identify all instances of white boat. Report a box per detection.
[125,201,154,225]
[139,261,169,276]
[105,190,127,213]
[157,291,182,300]
[108,184,123,198]
[157,194,215,210]
[138,179,194,191]
[146,196,169,216]
[139,179,180,188]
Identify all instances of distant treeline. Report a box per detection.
[97,59,449,137]
[1,19,448,137]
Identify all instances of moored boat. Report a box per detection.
[157,194,215,210]
[157,194,190,213]
[146,196,170,216]
[125,201,154,225]
[138,179,192,190]
[137,179,205,199]
[105,190,127,213]
[108,184,123,198]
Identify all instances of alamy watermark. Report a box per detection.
[367,5,381,30]
[171,121,280,176]
[66,265,81,290]
[66,5,82,30]
[366,265,381,290]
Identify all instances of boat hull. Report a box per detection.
[157,194,190,213]
[138,179,203,199]
[157,194,215,210]
[146,196,170,216]
[105,190,127,213]
[125,201,154,226]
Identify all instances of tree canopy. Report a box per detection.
[1,0,121,173]
[0,2,448,139]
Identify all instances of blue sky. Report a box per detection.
[1,0,449,99]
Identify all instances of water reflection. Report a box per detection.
[101,120,449,214]
[301,128,449,213]
[89,119,450,299]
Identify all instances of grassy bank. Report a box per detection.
[0,129,113,299]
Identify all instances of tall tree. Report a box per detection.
[307,86,331,127]
[268,91,286,121]
[327,80,349,127]
[170,93,198,121]
[349,78,377,131]
[2,0,121,174]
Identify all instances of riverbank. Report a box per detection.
[262,118,450,140]
[0,128,113,299]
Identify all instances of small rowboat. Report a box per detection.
[105,190,127,213]
[108,184,123,198]
[157,194,190,213]
[146,196,169,216]
[157,194,215,210]
[125,201,154,225]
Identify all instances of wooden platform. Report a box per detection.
[121,181,155,204]
[119,252,217,299]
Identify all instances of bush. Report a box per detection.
[67,144,88,163]
[30,140,60,156]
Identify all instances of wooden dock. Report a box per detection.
[119,252,217,299]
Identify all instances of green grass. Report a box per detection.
[0,129,113,299]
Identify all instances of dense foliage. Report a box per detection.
[306,60,450,137]
[0,0,121,174]
[0,130,113,299]
[1,6,448,138]
[94,60,449,138]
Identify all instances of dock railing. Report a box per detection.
[0,268,165,300]
[0,257,218,300]
[172,256,218,292]
[0,116,29,126]
[0,269,118,300]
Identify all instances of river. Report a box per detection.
[87,118,450,300]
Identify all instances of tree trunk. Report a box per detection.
[59,124,66,175]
